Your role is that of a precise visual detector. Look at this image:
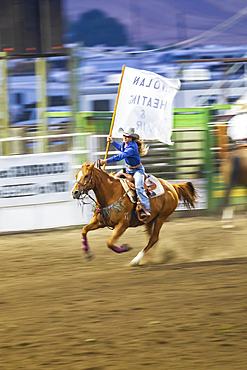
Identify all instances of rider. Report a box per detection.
[99,126,151,217]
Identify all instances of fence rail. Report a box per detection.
[0,128,208,179]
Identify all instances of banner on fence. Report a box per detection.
[0,152,73,207]
[111,67,181,145]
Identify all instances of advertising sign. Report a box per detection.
[0,152,73,208]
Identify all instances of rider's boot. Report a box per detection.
[140,205,151,217]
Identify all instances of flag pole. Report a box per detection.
[103,65,126,171]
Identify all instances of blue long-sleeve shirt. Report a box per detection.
[106,140,141,167]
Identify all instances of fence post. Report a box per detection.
[203,107,215,211]
[35,57,48,152]
[0,56,10,155]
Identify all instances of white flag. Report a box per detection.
[112,66,181,145]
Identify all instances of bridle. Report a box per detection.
[76,170,94,194]
[75,165,103,200]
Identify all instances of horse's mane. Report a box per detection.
[93,164,120,181]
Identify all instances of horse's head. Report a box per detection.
[72,162,95,199]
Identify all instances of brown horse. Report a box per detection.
[72,162,197,266]
[220,147,247,227]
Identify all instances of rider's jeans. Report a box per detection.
[126,165,151,211]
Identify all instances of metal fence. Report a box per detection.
[2,107,241,212]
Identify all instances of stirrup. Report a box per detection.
[136,202,151,222]
[140,210,151,217]
[140,206,151,217]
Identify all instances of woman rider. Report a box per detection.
[99,126,151,217]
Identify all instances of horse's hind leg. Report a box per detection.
[138,221,156,264]
[221,156,239,228]
[221,184,235,228]
[130,216,165,266]
[107,221,132,253]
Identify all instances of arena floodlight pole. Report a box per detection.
[103,64,126,171]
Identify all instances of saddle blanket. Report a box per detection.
[120,174,164,203]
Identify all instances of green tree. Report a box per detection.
[69,9,128,46]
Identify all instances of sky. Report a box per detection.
[62,0,247,48]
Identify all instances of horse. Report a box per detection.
[220,146,247,227]
[72,162,197,266]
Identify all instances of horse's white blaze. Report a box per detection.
[77,170,83,182]
[71,182,76,193]
[72,170,83,194]
[130,250,144,266]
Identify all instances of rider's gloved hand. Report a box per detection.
[107,136,114,143]
[99,159,107,166]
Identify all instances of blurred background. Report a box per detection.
[1,0,247,232]
[1,6,247,369]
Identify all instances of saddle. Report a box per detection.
[116,172,157,195]
[117,172,165,223]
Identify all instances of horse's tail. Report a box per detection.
[172,182,198,209]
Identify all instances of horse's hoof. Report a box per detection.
[84,251,94,260]
[129,259,140,267]
[129,250,144,266]
[121,244,133,252]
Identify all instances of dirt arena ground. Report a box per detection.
[1,215,247,370]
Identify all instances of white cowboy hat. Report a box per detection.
[118,126,139,139]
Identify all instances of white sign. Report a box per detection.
[0,153,73,208]
[112,66,181,145]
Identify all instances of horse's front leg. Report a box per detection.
[81,215,105,258]
[130,217,164,266]
[107,221,132,254]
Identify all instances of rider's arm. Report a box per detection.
[111,140,122,151]
[106,145,135,163]
[106,152,125,163]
